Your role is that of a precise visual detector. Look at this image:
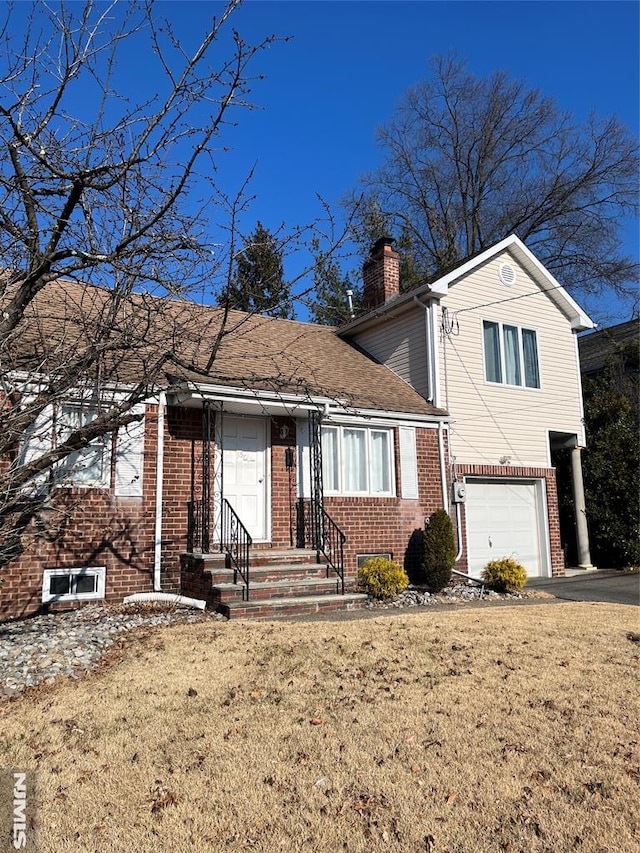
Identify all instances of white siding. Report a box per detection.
[438,250,584,467]
[354,310,429,399]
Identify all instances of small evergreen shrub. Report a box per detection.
[422,509,456,592]
[481,557,528,593]
[357,557,409,600]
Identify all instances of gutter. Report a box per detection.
[153,390,166,592]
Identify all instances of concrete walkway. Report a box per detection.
[527,570,639,606]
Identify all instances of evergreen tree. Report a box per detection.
[582,343,640,567]
[308,244,361,326]
[220,222,294,319]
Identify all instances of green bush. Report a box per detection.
[422,509,456,592]
[481,557,528,593]
[357,557,409,600]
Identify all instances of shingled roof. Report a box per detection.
[7,279,446,419]
[578,319,639,375]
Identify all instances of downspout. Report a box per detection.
[454,501,463,562]
[438,421,449,512]
[153,390,166,592]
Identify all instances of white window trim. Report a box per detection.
[481,319,541,390]
[42,566,106,603]
[322,424,396,497]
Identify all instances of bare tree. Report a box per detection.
[346,54,639,299]
[0,0,282,570]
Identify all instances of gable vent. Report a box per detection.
[499,263,517,287]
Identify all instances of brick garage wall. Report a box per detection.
[453,464,565,577]
[0,404,160,621]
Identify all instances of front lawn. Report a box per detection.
[1,603,638,852]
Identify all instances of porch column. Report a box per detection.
[570,445,594,569]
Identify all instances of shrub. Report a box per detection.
[422,508,456,592]
[481,557,528,593]
[357,557,409,600]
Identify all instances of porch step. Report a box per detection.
[211,576,343,603]
[221,593,368,620]
[202,562,328,585]
[180,548,364,620]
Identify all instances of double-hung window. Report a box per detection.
[57,405,109,486]
[483,321,540,389]
[322,425,394,496]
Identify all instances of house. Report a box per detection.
[343,236,595,579]
[1,235,595,620]
[578,318,639,377]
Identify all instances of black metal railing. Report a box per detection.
[187,499,205,553]
[221,498,252,601]
[296,498,345,594]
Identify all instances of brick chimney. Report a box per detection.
[362,236,400,311]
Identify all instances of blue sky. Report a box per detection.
[11,0,639,324]
[191,0,638,326]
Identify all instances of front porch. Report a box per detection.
[180,547,367,620]
[173,396,359,618]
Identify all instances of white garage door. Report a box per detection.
[465,479,546,578]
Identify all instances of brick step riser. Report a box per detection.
[221,600,366,620]
[189,553,322,571]
[211,582,344,604]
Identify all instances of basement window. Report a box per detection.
[42,567,106,603]
[357,553,392,569]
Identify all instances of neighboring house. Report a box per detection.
[1,234,595,620]
[571,318,639,568]
[578,318,639,377]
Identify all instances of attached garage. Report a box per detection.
[464,478,550,578]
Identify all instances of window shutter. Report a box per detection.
[20,405,54,464]
[19,404,54,491]
[115,404,145,497]
[399,426,418,499]
[296,418,311,498]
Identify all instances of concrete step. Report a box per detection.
[221,593,368,620]
[205,562,329,585]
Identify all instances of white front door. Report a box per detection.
[465,479,545,578]
[222,417,268,541]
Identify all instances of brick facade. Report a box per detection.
[0,405,564,621]
[0,405,160,621]
[322,427,443,578]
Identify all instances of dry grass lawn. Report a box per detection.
[1,603,639,852]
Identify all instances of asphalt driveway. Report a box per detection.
[528,570,639,606]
